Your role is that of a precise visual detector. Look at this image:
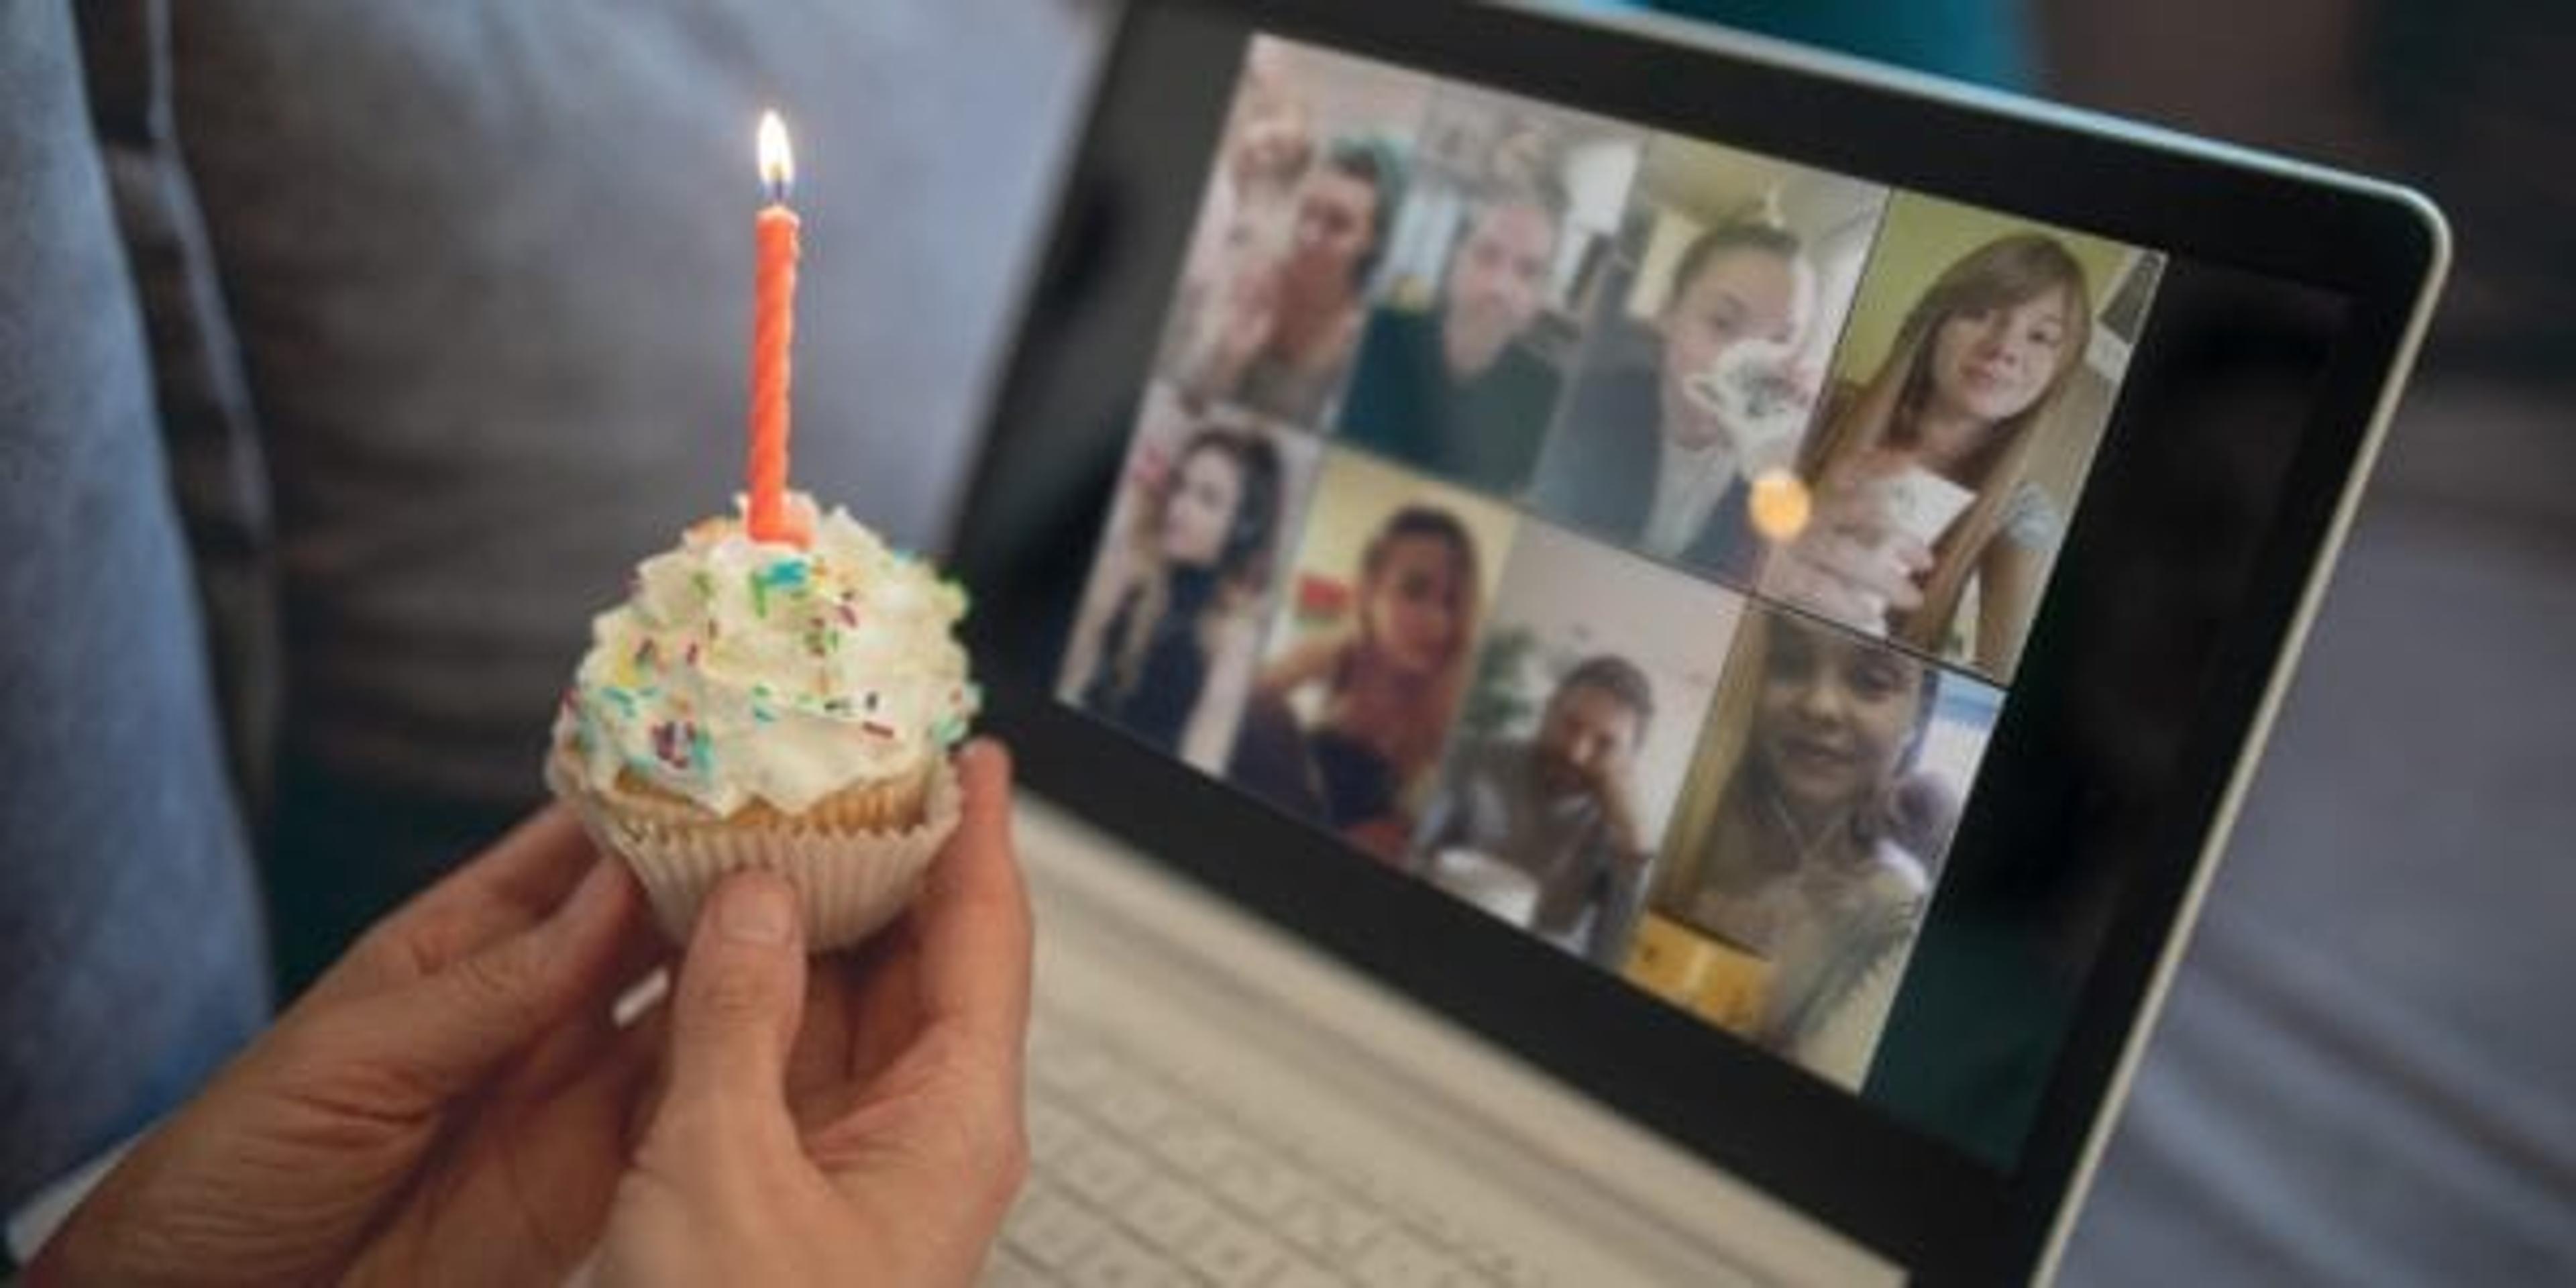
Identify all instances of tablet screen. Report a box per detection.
[1048,34,2159,1095]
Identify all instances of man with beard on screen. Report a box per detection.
[1409,654,1656,965]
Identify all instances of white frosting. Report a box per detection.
[555,495,978,816]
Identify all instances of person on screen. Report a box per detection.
[1173,135,1409,425]
[1761,233,2094,678]
[1337,182,1569,493]
[1409,655,1656,966]
[1228,505,1482,863]
[1530,221,1819,582]
[1064,426,1287,769]
[1179,52,1316,294]
[1648,612,1959,1081]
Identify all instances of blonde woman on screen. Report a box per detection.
[1764,233,2093,677]
[1228,506,1483,863]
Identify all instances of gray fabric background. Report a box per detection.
[0,0,269,1209]
[74,0,280,824]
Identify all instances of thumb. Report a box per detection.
[662,869,808,1128]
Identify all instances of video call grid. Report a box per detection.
[1054,32,2166,1087]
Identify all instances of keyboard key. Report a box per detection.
[1267,1261,1352,1288]
[1056,1138,1154,1209]
[1120,1175,1220,1253]
[1181,1215,1292,1285]
[1006,1185,1111,1272]
[1090,1077,1177,1137]
[1352,1230,1478,1288]
[1387,1194,1467,1249]
[1145,1108,1246,1178]
[1462,1240,1550,1288]
[1028,1096,1092,1163]
[1067,1232,1195,1288]
[980,1250,1055,1288]
[1208,1150,1306,1219]
[1038,1040,1122,1099]
[1277,1189,1393,1260]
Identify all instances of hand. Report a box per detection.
[1575,744,1646,859]
[1210,258,1282,375]
[32,809,665,1287]
[594,741,1032,1288]
[1762,462,1932,629]
[1343,814,1416,867]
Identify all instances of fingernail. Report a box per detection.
[719,873,796,946]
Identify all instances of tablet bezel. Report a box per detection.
[947,2,2446,1280]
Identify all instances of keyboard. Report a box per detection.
[986,1012,1552,1288]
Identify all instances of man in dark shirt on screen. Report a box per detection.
[1338,184,1568,494]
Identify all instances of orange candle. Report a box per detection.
[748,110,804,545]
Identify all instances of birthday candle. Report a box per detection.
[748,110,803,545]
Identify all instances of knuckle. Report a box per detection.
[447,941,551,1027]
[684,954,784,1030]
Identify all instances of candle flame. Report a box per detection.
[757,110,794,199]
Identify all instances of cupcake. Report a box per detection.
[546,492,980,949]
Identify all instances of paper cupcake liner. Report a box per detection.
[545,748,961,951]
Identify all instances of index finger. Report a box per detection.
[337,805,605,991]
[909,740,1033,1057]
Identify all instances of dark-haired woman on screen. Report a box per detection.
[1230,505,1483,862]
[1065,427,1287,770]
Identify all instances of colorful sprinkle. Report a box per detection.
[651,721,684,769]
[749,559,812,618]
